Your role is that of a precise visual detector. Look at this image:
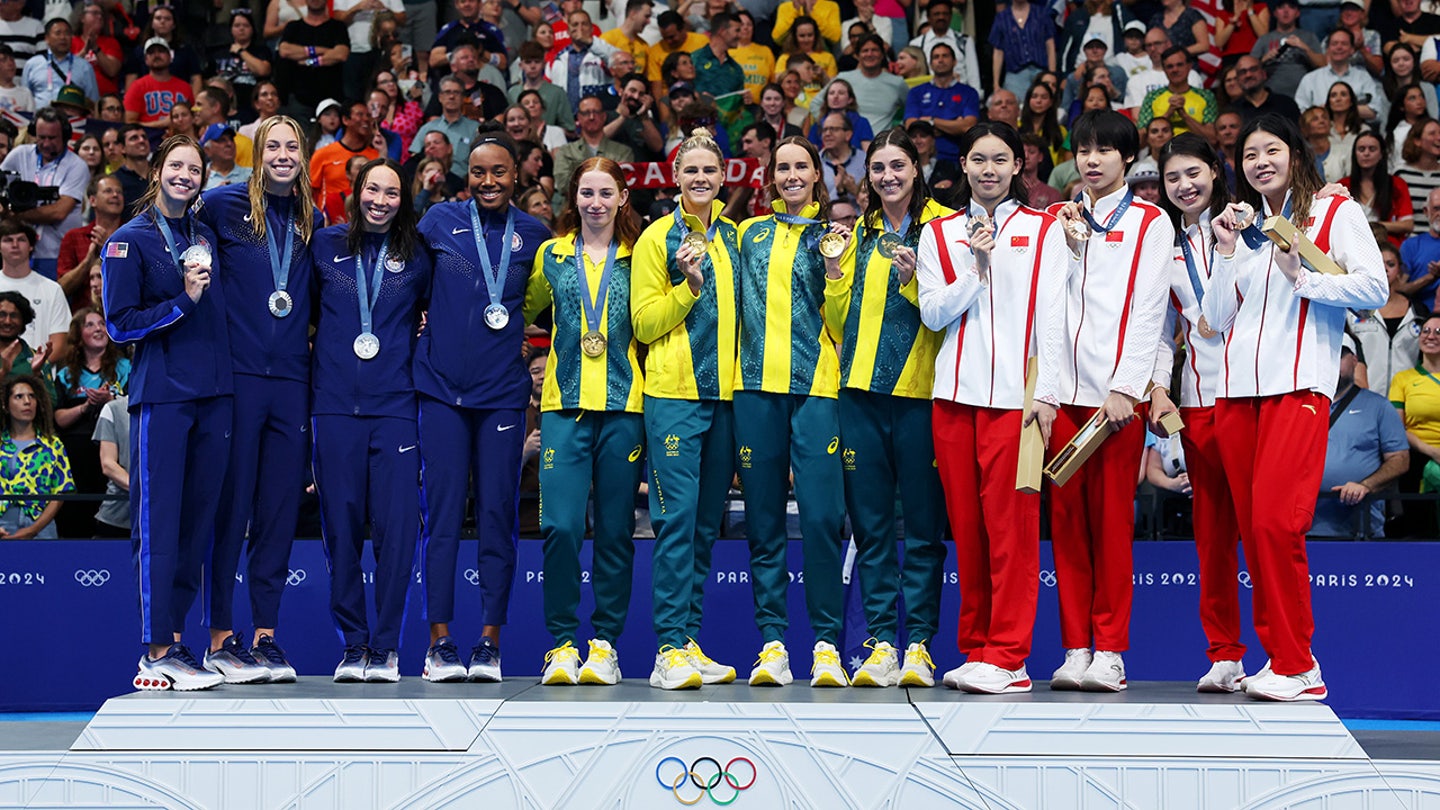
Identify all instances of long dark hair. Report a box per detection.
[1348,130,1396,221]
[1020,82,1064,156]
[952,122,1030,210]
[59,308,123,396]
[1234,113,1323,228]
[858,128,931,238]
[2,374,55,438]
[1325,81,1361,139]
[1387,83,1427,134]
[764,135,831,218]
[553,156,643,249]
[344,159,418,261]
[1158,133,1231,232]
[1383,43,1423,101]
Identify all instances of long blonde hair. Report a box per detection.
[247,116,316,242]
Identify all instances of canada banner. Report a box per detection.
[618,158,767,190]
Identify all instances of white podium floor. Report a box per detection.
[4,680,1440,809]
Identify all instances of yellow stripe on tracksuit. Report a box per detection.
[525,236,644,414]
[823,198,955,399]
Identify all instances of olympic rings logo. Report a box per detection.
[464,568,480,585]
[655,756,757,805]
[1038,570,1057,587]
[74,569,110,587]
[286,569,307,587]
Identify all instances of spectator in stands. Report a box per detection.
[1384,45,1436,122]
[985,87,1020,126]
[1350,241,1423,397]
[412,76,479,176]
[1138,47,1217,141]
[123,37,192,133]
[1295,28,1384,123]
[903,42,979,163]
[311,100,379,222]
[833,34,907,135]
[0,217,65,359]
[275,0,349,110]
[606,72,664,160]
[646,11,706,99]
[776,18,837,90]
[57,175,123,310]
[549,10,616,117]
[904,119,958,200]
[0,109,85,280]
[1063,38,1128,117]
[0,373,71,539]
[432,0,506,73]
[774,0,841,49]
[51,307,127,539]
[333,0,405,101]
[552,94,634,208]
[23,18,97,111]
[202,125,251,189]
[429,39,507,120]
[91,391,128,537]
[818,110,863,198]
[1021,81,1066,165]
[74,2,121,100]
[212,9,271,117]
[1342,131,1413,247]
[517,184,553,227]
[0,42,31,116]
[517,139,553,198]
[1388,85,1430,172]
[1397,119,1440,233]
[989,0,1056,98]
[509,41,573,131]
[1312,341,1406,539]
[123,6,203,97]
[1337,0,1381,73]
[0,0,41,59]
[1214,0,1272,64]
[692,12,745,100]
[413,155,461,214]
[729,11,772,102]
[74,133,103,181]
[1019,132,1064,206]
[756,82,803,139]
[603,0,652,76]
[239,80,280,141]
[161,94,196,139]
[1231,54,1301,125]
[1302,105,1348,181]
[1150,0,1211,58]
[112,123,150,216]
[809,78,872,150]
[97,92,122,122]
[0,290,46,377]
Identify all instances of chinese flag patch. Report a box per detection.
[1106,231,1125,242]
[1011,235,1029,247]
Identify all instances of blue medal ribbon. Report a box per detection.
[675,206,721,241]
[774,210,822,250]
[1076,187,1133,234]
[471,204,515,313]
[574,236,619,336]
[266,206,296,298]
[1178,223,1213,304]
[153,207,197,274]
[1240,195,1292,250]
[354,234,390,338]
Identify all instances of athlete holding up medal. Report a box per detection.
[309,159,431,682]
[415,126,551,684]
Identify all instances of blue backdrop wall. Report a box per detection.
[3,539,1434,719]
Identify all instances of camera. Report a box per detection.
[0,170,59,212]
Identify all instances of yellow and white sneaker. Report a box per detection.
[541,641,580,685]
[851,639,899,687]
[650,645,703,690]
[579,639,621,685]
[683,639,736,684]
[811,641,850,687]
[748,640,793,686]
[899,642,936,687]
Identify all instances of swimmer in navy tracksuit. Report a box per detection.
[104,135,231,692]
[415,129,550,683]
[197,116,318,684]
[311,159,432,683]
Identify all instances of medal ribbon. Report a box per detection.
[266,206,296,296]
[675,205,721,242]
[1076,187,1133,233]
[472,204,514,311]
[354,234,390,339]
[1240,195,1292,250]
[774,210,822,249]
[154,207,198,275]
[574,236,618,337]
[1178,224,1214,304]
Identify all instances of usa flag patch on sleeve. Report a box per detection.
[104,242,128,258]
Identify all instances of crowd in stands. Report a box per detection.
[1,0,1439,540]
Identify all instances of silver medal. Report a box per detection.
[180,245,212,269]
[353,332,380,359]
[268,289,293,318]
[484,303,510,330]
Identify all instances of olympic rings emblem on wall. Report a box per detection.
[655,756,757,805]
[286,569,307,587]
[74,569,110,587]
[464,568,480,585]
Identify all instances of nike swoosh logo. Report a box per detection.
[497,424,517,432]
[1347,409,1362,414]
[398,444,417,453]
[452,227,470,235]
[333,254,351,262]
[243,213,252,222]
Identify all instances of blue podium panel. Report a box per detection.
[3,539,1439,719]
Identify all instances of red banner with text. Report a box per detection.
[618,158,766,190]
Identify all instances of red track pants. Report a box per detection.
[1048,403,1147,652]
[933,401,1039,670]
[1180,406,1246,663]
[1214,391,1327,676]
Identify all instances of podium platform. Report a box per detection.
[4,681,1440,809]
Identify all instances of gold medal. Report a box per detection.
[819,232,845,259]
[877,232,901,259]
[1197,315,1218,340]
[581,330,607,357]
[682,231,708,254]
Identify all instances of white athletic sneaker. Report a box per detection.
[333,645,368,682]
[851,639,899,687]
[811,641,849,687]
[899,642,936,687]
[364,649,400,683]
[683,639,736,684]
[203,635,270,684]
[1197,660,1247,693]
[960,662,1033,694]
[748,640,793,686]
[422,636,468,682]
[1050,648,1092,690]
[942,661,981,690]
[650,645,703,690]
[541,641,581,685]
[579,639,621,685]
[1245,660,1327,702]
[1080,650,1127,692]
[134,645,224,691]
